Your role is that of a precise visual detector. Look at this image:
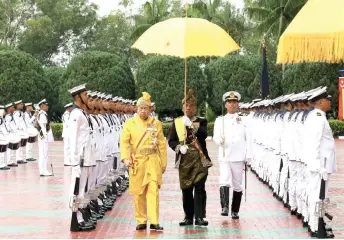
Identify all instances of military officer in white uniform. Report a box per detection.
[68,84,95,231]
[213,91,249,219]
[37,99,53,176]
[304,87,337,236]
[0,105,10,170]
[24,103,38,161]
[62,103,73,166]
[13,100,28,164]
[5,103,19,167]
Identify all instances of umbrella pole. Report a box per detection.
[184,57,187,146]
[183,2,188,146]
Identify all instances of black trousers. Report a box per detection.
[182,175,207,219]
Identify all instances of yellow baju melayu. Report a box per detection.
[120,96,167,225]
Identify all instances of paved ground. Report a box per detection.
[1,140,344,239]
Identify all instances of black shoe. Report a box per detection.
[296,213,302,219]
[195,218,208,226]
[290,210,297,215]
[0,166,10,170]
[64,164,71,166]
[150,224,163,231]
[8,163,18,167]
[70,221,95,232]
[310,231,318,238]
[26,158,34,162]
[220,186,229,216]
[221,207,229,216]
[303,221,308,228]
[231,212,239,219]
[136,224,147,230]
[326,231,335,238]
[179,218,193,226]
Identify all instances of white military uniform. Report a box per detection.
[62,110,71,165]
[213,113,248,191]
[5,111,18,166]
[0,108,9,169]
[38,109,53,175]
[13,109,28,163]
[304,108,336,232]
[24,110,36,160]
[68,106,91,223]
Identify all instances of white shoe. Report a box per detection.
[42,170,53,176]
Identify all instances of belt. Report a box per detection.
[139,148,155,156]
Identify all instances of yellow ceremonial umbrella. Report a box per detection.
[131,12,240,102]
[277,0,344,64]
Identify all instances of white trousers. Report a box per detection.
[88,163,99,192]
[219,161,245,192]
[0,152,6,168]
[308,172,331,232]
[97,161,107,187]
[16,146,26,161]
[288,160,298,211]
[38,141,49,174]
[26,142,34,159]
[7,149,16,165]
[63,137,71,165]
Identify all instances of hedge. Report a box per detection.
[50,120,344,141]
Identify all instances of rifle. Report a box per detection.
[316,158,335,238]
[70,177,80,232]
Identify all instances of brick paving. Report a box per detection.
[0,140,343,239]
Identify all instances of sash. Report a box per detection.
[175,117,186,142]
[130,118,156,175]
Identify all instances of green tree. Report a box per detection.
[0,50,50,104]
[205,54,282,114]
[60,51,135,104]
[131,0,171,41]
[136,56,207,116]
[18,0,98,65]
[0,0,34,48]
[87,11,133,58]
[283,63,344,114]
[44,67,66,121]
[244,0,305,39]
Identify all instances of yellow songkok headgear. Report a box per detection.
[136,92,152,107]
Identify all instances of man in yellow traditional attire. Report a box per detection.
[120,92,167,231]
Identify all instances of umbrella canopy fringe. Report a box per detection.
[277,33,344,64]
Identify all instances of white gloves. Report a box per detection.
[220,136,225,146]
[180,145,188,154]
[182,116,192,127]
[72,165,81,178]
[319,168,328,181]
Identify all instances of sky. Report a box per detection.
[90,0,244,17]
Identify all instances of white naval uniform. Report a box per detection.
[13,110,27,162]
[24,111,36,159]
[304,109,337,232]
[68,107,91,223]
[97,114,111,186]
[112,114,121,170]
[62,111,71,165]
[0,117,9,168]
[213,113,248,192]
[5,114,17,165]
[88,114,102,193]
[38,110,53,175]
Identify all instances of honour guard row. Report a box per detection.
[239,86,336,238]
[0,101,41,171]
[64,84,142,232]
